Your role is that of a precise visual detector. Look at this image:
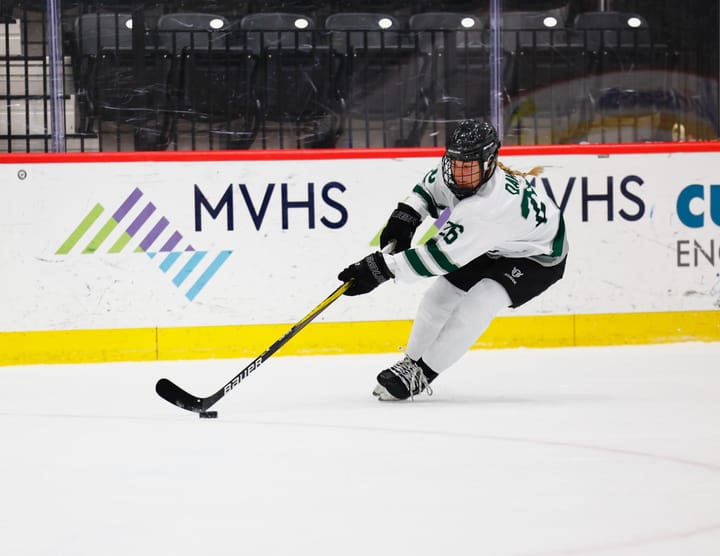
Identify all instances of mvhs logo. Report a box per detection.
[56,187,231,301]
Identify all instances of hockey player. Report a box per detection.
[338,119,569,401]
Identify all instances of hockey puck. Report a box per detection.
[199,411,218,419]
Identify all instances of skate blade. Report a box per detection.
[372,384,401,401]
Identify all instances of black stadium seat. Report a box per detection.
[501,10,584,95]
[573,11,655,73]
[73,12,172,149]
[325,12,426,147]
[157,12,259,149]
[240,12,341,148]
[408,12,487,146]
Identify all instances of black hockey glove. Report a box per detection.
[338,252,394,296]
[380,203,421,254]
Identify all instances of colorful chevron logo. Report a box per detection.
[56,187,231,301]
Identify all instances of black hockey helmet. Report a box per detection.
[442,119,501,199]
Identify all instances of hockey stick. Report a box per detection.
[155,243,394,414]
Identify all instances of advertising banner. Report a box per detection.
[0,145,718,362]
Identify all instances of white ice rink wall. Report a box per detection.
[0,144,718,365]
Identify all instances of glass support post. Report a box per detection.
[46,0,66,152]
[489,0,503,139]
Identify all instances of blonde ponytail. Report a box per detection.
[497,161,544,178]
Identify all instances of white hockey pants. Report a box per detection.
[406,277,511,373]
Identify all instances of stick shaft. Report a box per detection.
[156,243,393,413]
[216,281,351,399]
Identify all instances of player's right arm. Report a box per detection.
[379,166,448,254]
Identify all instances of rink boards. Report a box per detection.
[0,144,718,364]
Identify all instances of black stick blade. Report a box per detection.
[156,378,205,413]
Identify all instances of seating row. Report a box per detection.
[68,10,671,150]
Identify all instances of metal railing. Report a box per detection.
[1,4,718,152]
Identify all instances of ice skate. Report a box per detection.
[372,355,437,401]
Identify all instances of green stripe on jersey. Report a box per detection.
[404,249,435,277]
[551,216,566,257]
[412,185,439,218]
[426,239,459,272]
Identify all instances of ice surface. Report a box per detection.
[1,343,719,556]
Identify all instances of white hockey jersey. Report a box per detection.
[383,163,569,283]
